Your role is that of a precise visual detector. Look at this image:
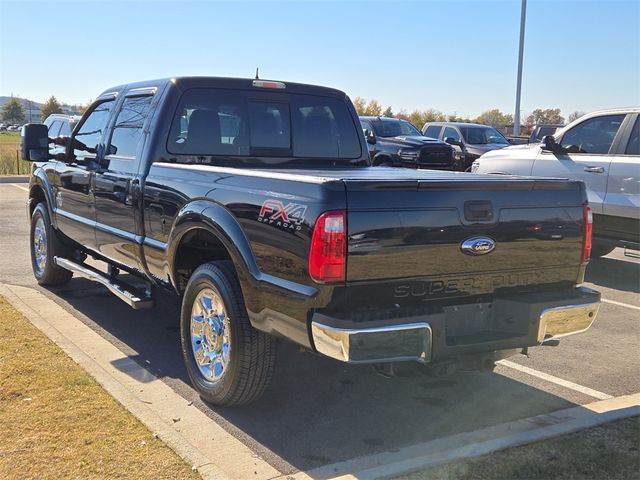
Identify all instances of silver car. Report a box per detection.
[472,107,639,257]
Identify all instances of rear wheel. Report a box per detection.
[180,261,275,406]
[30,203,73,286]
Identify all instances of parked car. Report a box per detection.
[529,124,563,143]
[359,116,455,170]
[422,122,511,171]
[473,107,639,256]
[43,113,81,138]
[21,76,600,406]
[43,114,81,158]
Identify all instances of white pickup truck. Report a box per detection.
[473,107,640,257]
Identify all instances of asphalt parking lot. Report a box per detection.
[1,182,638,476]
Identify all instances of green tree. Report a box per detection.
[408,109,445,129]
[567,111,585,123]
[473,108,513,126]
[1,97,25,124]
[382,106,394,118]
[363,99,382,117]
[40,95,63,120]
[395,109,410,121]
[352,96,366,115]
[526,108,565,126]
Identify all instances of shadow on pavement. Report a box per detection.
[44,275,585,475]
[586,256,640,293]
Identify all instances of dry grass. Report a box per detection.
[0,132,30,175]
[0,296,201,480]
[398,416,640,480]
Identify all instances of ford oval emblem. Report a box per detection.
[460,237,496,256]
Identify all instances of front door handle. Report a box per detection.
[584,166,604,173]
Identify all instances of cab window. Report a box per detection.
[108,96,154,159]
[560,114,625,154]
[625,117,639,155]
[424,125,442,139]
[74,100,115,159]
[443,126,461,142]
[48,121,62,137]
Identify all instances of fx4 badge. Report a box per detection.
[258,199,307,231]
[460,236,496,256]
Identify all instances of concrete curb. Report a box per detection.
[0,283,280,480]
[284,394,640,480]
[0,175,29,183]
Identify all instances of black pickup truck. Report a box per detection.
[21,76,600,406]
[359,116,456,170]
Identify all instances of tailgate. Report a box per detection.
[346,177,586,294]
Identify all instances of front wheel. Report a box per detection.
[30,203,73,286]
[180,261,276,406]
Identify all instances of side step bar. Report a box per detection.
[54,256,154,310]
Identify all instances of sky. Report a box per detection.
[1,0,638,119]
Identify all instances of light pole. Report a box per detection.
[514,0,527,136]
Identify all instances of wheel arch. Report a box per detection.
[167,200,260,295]
[28,169,57,228]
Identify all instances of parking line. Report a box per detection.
[601,298,640,312]
[10,183,29,192]
[497,360,613,400]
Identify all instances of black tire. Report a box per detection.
[591,243,616,258]
[180,261,275,406]
[30,202,73,286]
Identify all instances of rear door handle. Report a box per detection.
[584,166,604,173]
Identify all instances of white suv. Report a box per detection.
[473,107,639,256]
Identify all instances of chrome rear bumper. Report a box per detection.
[537,301,600,343]
[311,288,600,364]
[311,322,432,364]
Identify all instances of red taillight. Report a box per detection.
[582,205,593,263]
[309,210,346,283]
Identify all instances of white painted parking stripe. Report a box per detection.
[601,298,640,312]
[498,360,613,400]
[10,183,28,192]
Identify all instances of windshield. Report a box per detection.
[460,126,509,145]
[371,120,422,137]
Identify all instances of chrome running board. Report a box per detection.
[54,256,154,310]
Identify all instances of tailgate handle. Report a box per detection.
[464,200,494,221]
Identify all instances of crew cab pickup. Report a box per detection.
[21,76,600,406]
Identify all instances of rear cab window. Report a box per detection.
[167,88,362,165]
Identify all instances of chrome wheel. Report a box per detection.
[33,216,48,275]
[190,288,231,383]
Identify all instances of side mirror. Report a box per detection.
[540,135,560,152]
[364,128,376,144]
[21,124,50,162]
[444,137,464,148]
